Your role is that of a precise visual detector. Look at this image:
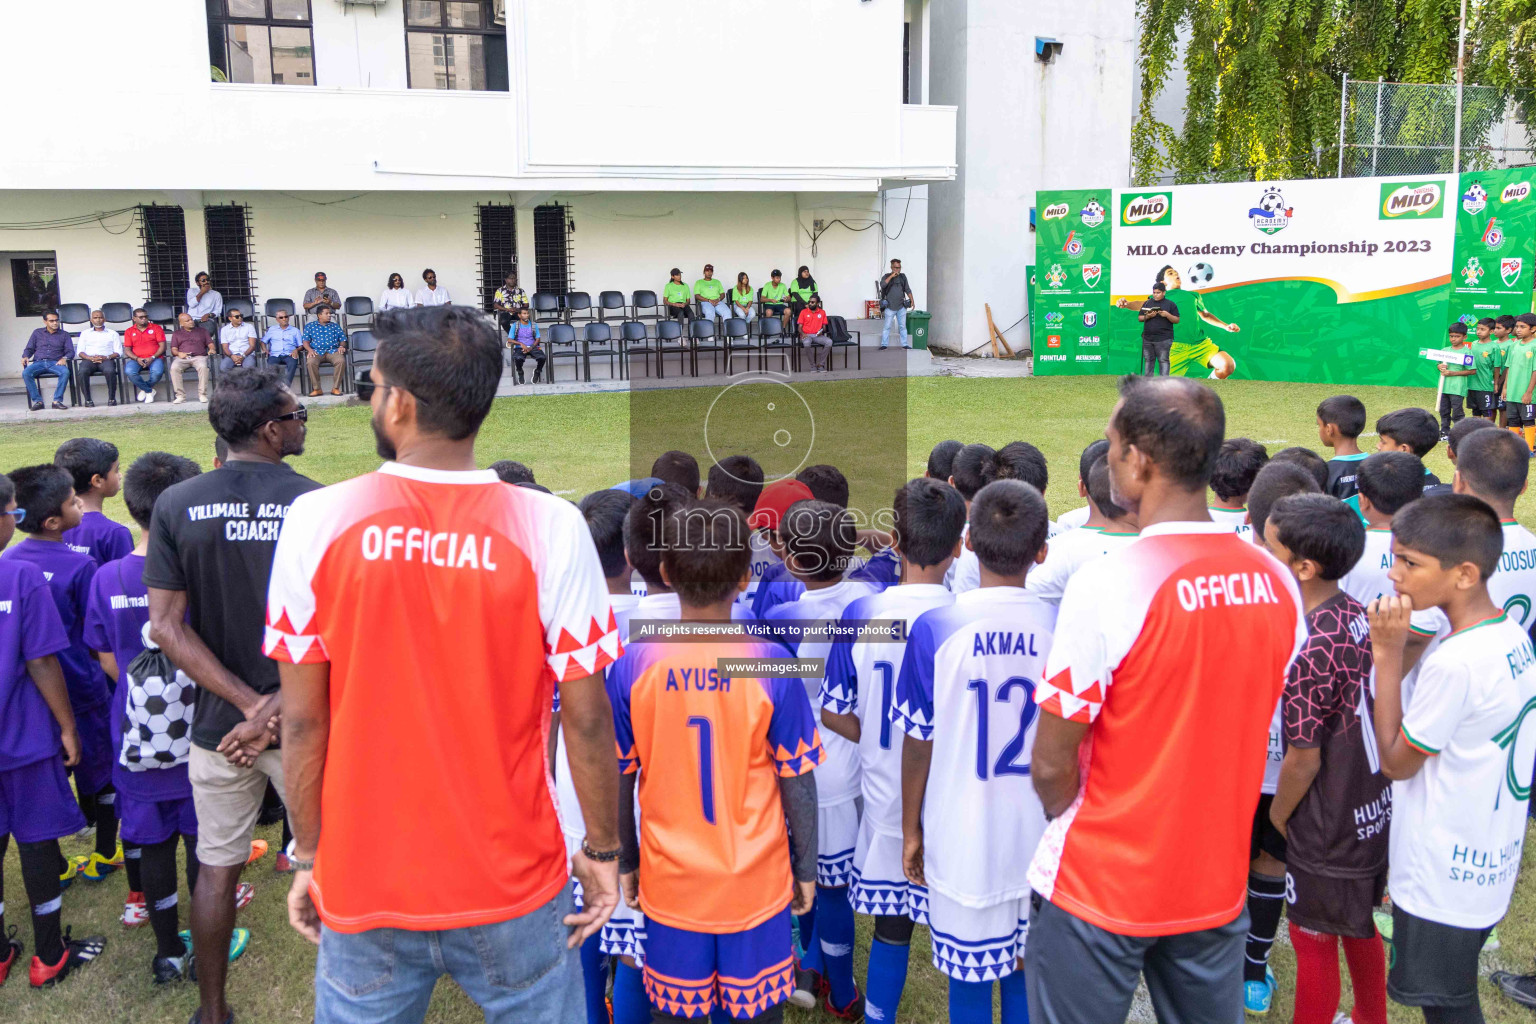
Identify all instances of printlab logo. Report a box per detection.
[1379,181,1444,219]
[1483,217,1509,253]
[1502,181,1532,204]
[1080,199,1106,228]
[1082,310,1097,327]
[1081,264,1103,289]
[1461,257,1485,286]
[1119,192,1172,226]
[1044,264,1068,289]
[1248,188,1293,234]
[1462,181,1488,215]
[1044,311,1064,326]
[1503,258,1524,287]
[1041,202,1070,220]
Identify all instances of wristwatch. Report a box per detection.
[581,839,621,863]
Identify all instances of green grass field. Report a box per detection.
[2,374,1535,1023]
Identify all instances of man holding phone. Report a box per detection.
[1135,281,1179,376]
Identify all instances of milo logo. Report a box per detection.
[1120,192,1172,226]
[1042,202,1070,220]
[1380,182,1444,218]
[1502,181,1532,204]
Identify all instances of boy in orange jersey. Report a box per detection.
[609,499,822,1022]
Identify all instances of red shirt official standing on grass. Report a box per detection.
[1025,376,1306,1024]
[268,305,624,1024]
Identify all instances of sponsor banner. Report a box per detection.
[1032,189,1114,375]
[1452,168,1536,308]
[1120,191,1173,227]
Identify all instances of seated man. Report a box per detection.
[219,309,259,373]
[302,272,341,319]
[762,269,791,331]
[507,307,546,385]
[262,309,304,388]
[493,271,529,333]
[185,272,222,327]
[168,312,212,404]
[663,268,691,323]
[301,306,348,395]
[75,309,123,407]
[694,264,728,321]
[798,296,832,373]
[22,311,75,411]
[123,308,167,404]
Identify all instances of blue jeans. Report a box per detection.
[881,306,909,348]
[270,353,301,386]
[124,358,165,394]
[23,360,70,403]
[314,888,584,1024]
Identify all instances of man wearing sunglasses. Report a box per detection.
[145,366,320,1024]
[219,308,260,373]
[21,311,74,411]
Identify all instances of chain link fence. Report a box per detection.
[1338,78,1536,177]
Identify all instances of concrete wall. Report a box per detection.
[0,0,953,191]
[927,0,1136,355]
[0,188,916,377]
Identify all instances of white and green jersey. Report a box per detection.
[1207,505,1252,541]
[1391,613,1536,928]
[1491,519,1536,630]
[1025,525,1139,605]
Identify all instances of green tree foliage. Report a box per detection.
[1133,0,1525,184]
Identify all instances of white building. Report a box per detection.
[0,0,1133,372]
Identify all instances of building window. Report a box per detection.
[11,256,59,317]
[207,0,315,85]
[405,1,508,91]
[205,204,257,305]
[903,22,910,104]
[476,204,518,311]
[533,204,573,296]
[139,205,189,310]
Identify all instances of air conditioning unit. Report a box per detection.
[337,0,390,8]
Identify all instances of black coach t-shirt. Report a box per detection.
[1139,297,1178,342]
[144,459,322,751]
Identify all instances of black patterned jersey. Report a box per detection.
[1282,592,1391,876]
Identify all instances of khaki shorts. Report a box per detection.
[188,744,286,867]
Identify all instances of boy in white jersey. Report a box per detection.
[1340,452,1441,648]
[897,480,1054,1024]
[762,500,876,1019]
[1027,456,1138,605]
[1208,437,1268,539]
[820,478,967,1022]
[944,443,997,593]
[556,488,644,1024]
[1369,494,1536,1023]
[1055,440,1109,534]
[1453,428,1536,632]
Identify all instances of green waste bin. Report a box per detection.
[907,310,931,350]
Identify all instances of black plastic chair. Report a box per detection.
[57,303,91,335]
[143,300,177,330]
[101,302,135,329]
[546,323,579,381]
[25,362,78,407]
[655,319,689,377]
[564,292,594,326]
[619,321,658,379]
[583,323,620,382]
[72,356,125,406]
[225,297,256,320]
[263,298,296,333]
[831,322,862,371]
[347,329,379,384]
[531,291,562,324]
[597,291,627,322]
[690,319,723,376]
[343,296,374,336]
[723,318,756,375]
[758,317,796,373]
[631,290,660,324]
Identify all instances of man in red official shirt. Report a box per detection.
[1025,376,1306,1024]
[123,308,167,403]
[270,306,623,1024]
[797,295,831,372]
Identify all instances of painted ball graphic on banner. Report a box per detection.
[1187,263,1216,289]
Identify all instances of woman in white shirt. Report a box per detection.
[379,272,413,312]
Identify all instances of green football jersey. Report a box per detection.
[1442,345,1472,396]
[1504,339,1536,401]
[1470,338,1501,392]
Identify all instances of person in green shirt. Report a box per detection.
[787,265,819,319]
[695,264,728,321]
[1494,314,1516,425]
[1500,313,1536,451]
[663,267,692,323]
[761,269,792,331]
[1467,317,1502,419]
[730,272,757,325]
[1438,323,1474,437]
